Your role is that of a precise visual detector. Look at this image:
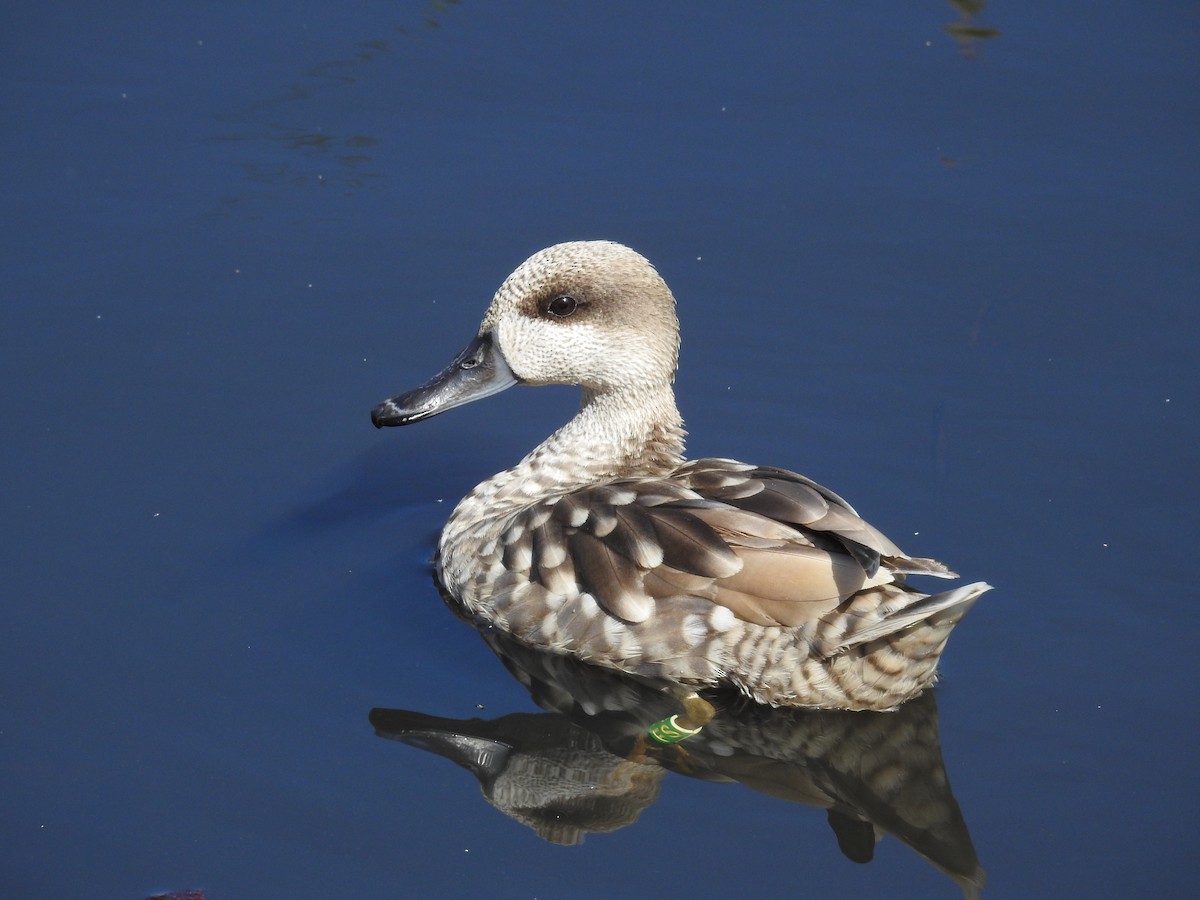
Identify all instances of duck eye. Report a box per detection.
[545,295,578,318]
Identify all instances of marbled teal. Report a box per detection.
[372,241,990,711]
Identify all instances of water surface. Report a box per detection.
[2,2,1197,897]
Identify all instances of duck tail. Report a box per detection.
[825,581,992,656]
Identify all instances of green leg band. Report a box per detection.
[647,714,703,744]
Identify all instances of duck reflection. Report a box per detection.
[371,627,985,897]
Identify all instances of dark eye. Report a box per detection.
[545,295,578,318]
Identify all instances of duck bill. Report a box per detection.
[371,331,517,427]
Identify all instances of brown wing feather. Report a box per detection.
[643,564,718,599]
[510,458,939,631]
[650,507,743,578]
[569,529,654,623]
[598,502,663,569]
[679,459,928,574]
[715,544,886,625]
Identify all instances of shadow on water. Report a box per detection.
[371,624,985,898]
[270,437,485,536]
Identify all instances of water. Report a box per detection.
[3,2,1196,897]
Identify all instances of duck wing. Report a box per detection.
[498,458,954,629]
[677,459,956,579]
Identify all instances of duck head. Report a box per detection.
[371,241,680,427]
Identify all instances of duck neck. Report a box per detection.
[565,381,685,474]
[495,382,687,500]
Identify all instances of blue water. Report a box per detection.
[3,2,1197,897]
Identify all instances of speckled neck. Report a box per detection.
[511,383,684,489]
[541,383,687,482]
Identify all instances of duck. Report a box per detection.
[372,241,990,712]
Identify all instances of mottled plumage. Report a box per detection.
[373,241,990,710]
